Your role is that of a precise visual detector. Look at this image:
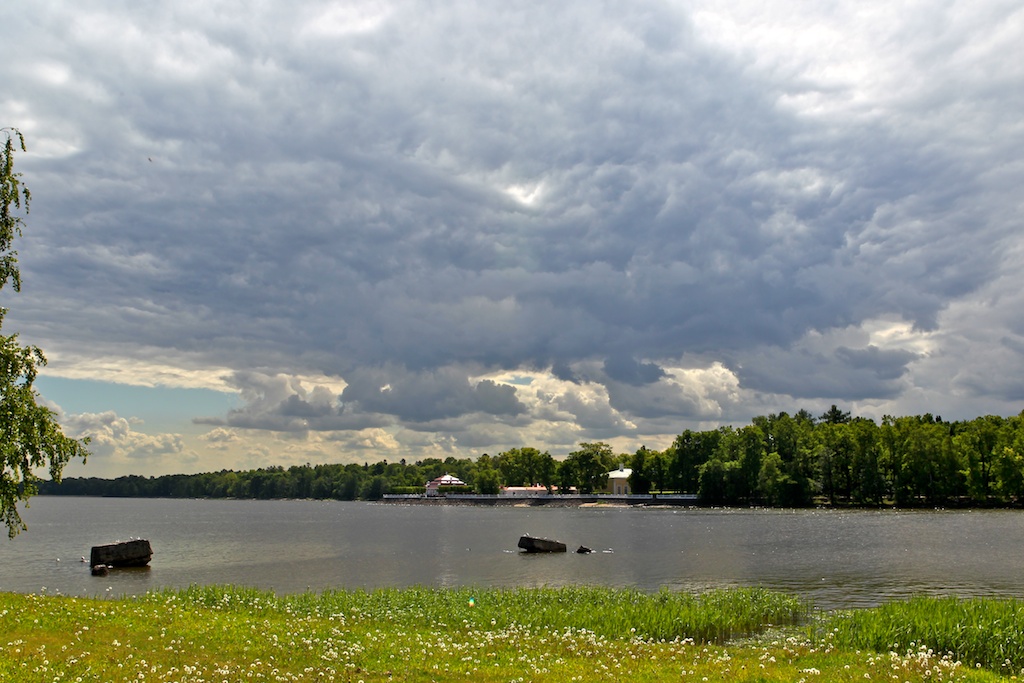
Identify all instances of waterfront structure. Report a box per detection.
[425,473,466,496]
[605,466,632,495]
[500,485,550,497]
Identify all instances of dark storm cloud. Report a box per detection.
[193,371,390,432]
[603,356,667,386]
[734,345,921,401]
[4,0,1023,453]
[339,367,526,423]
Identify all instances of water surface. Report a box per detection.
[2,497,1022,609]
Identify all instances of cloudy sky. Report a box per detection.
[3,1,1022,478]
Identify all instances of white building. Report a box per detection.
[499,485,550,497]
[605,466,633,495]
[425,473,466,496]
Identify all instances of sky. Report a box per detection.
[2,0,1023,478]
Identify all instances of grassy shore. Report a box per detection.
[2,585,1020,682]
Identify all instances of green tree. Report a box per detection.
[563,442,613,493]
[757,451,791,506]
[737,425,765,501]
[705,426,762,502]
[819,404,851,425]
[995,446,1024,501]
[361,475,389,500]
[697,457,742,504]
[996,412,1024,501]
[628,446,653,495]
[817,423,854,504]
[666,428,721,493]
[474,466,501,495]
[954,415,1003,502]
[497,447,552,487]
[1,129,89,537]
[889,416,961,505]
[756,411,815,505]
[848,417,884,505]
[646,448,668,492]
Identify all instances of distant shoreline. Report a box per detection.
[37,492,1024,511]
[379,493,699,507]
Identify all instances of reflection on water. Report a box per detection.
[2,497,1023,608]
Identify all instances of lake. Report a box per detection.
[2,496,1023,609]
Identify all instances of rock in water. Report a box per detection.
[90,539,153,568]
[517,535,567,553]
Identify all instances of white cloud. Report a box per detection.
[300,2,394,38]
[60,411,194,477]
[200,427,239,449]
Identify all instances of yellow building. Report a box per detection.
[605,466,632,495]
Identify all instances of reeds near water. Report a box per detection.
[170,583,806,643]
[824,595,1024,673]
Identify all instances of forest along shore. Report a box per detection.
[37,410,1024,510]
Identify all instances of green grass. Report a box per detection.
[824,596,1024,676]
[190,584,807,643]
[0,586,1015,682]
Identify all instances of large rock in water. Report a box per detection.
[517,535,567,553]
[90,540,153,567]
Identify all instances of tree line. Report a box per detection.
[39,408,1024,507]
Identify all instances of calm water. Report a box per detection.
[2,497,1023,609]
